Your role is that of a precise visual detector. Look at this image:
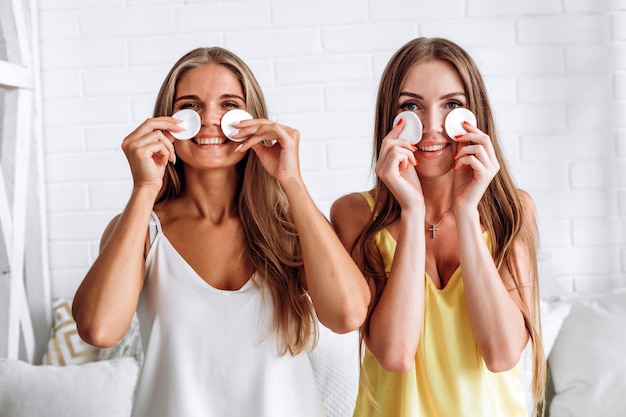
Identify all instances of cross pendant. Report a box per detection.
[429,224,438,239]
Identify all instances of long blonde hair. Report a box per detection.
[152,47,316,355]
[356,37,546,415]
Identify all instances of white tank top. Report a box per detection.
[131,212,326,417]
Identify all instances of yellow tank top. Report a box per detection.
[353,192,527,417]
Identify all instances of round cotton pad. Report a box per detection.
[393,111,423,145]
[221,109,254,142]
[444,108,477,140]
[171,109,201,140]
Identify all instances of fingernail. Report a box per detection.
[397,118,403,126]
[411,145,417,151]
[463,121,471,126]
[455,134,464,139]
[234,144,243,152]
[452,152,458,159]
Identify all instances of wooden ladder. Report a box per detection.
[0,0,51,363]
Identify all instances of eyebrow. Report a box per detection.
[174,93,245,103]
[399,91,466,100]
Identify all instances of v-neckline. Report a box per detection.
[150,212,255,293]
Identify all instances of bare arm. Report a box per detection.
[452,122,534,372]
[72,187,157,347]
[72,116,178,347]
[457,191,536,372]
[236,119,370,334]
[332,192,426,372]
[285,182,370,334]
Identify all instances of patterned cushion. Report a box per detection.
[42,297,100,365]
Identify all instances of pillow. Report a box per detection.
[549,288,626,416]
[309,324,360,417]
[42,297,100,365]
[540,298,572,357]
[0,357,138,417]
[518,298,572,416]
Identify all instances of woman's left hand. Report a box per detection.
[452,122,500,209]
[230,118,302,185]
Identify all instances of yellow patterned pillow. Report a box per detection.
[42,297,100,366]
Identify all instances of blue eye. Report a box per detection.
[400,102,419,111]
[180,103,200,110]
[447,102,462,110]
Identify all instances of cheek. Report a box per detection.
[173,140,185,153]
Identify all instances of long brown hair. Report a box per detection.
[152,47,316,355]
[356,38,546,415]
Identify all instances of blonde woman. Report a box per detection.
[331,38,545,416]
[72,47,370,417]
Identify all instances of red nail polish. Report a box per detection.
[452,152,458,159]
[455,134,464,139]
[463,121,471,126]
[397,118,403,125]
[411,145,417,151]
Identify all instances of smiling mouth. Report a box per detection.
[192,137,227,145]
[418,143,448,152]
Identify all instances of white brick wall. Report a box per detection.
[36,1,626,297]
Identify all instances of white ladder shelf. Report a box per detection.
[0,0,51,363]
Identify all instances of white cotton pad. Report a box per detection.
[444,108,477,140]
[220,109,254,142]
[171,109,201,140]
[392,111,423,145]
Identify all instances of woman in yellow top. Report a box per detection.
[331,38,546,417]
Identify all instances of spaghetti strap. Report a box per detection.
[359,191,375,212]
[149,211,162,246]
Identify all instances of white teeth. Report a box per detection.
[194,138,225,145]
[418,144,447,152]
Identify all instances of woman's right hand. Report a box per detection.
[121,116,179,191]
[375,119,424,209]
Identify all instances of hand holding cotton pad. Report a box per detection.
[393,111,423,145]
[170,109,201,140]
[221,109,254,142]
[444,108,477,140]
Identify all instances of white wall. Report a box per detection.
[37,0,626,298]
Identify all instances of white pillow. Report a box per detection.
[0,357,139,417]
[540,298,572,357]
[519,298,572,416]
[309,324,360,417]
[549,288,626,417]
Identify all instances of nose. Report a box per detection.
[199,105,223,128]
[421,108,445,135]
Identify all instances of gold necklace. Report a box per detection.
[425,207,451,239]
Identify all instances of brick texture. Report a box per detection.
[37,1,626,297]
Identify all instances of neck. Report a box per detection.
[420,175,453,220]
[180,167,240,221]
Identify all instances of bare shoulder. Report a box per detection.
[330,192,372,226]
[517,189,537,224]
[518,189,535,208]
[330,192,373,249]
[513,189,539,260]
